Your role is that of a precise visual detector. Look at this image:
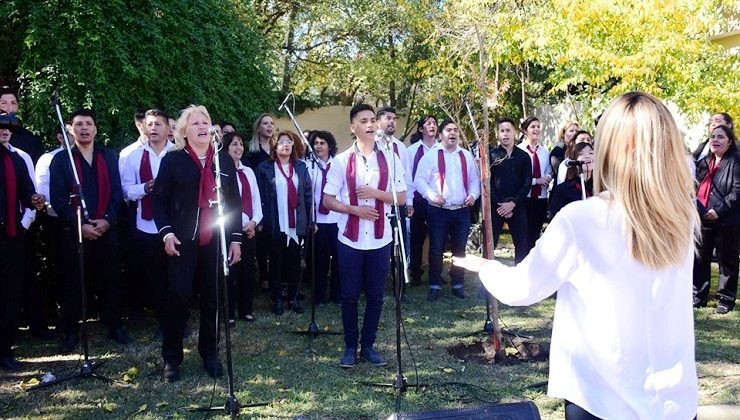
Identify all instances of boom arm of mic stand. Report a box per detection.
[53,96,90,221]
[380,139,411,283]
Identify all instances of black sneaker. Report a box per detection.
[716,302,733,314]
[339,348,357,368]
[59,334,79,354]
[427,289,440,302]
[360,347,387,366]
[203,358,223,378]
[692,297,707,308]
[0,356,23,371]
[290,301,304,314]
[163,362,180,382]
[451,288,465,299]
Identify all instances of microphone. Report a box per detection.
[209,125,222,145]
[374,129,389,143]
[278,92,292,112]
[564,158,585,168]
[50,88,59,106]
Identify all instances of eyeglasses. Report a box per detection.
[277,139,294,145]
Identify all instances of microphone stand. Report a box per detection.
[28,91,117,391]
[361,132,426,414]
[280,93,342,352]
[577,164,587,201]
[194,133,268,418]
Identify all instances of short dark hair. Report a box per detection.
[714,112,734,128]
[308,130,338,157]
[221,131,245,147]
[438,119,457,132]
[417,115,437,131]
[520,116,539,132]
[220,120,236,129]
[0,86,17,99]
[68,109,96,125]
[376,107,397,119]
[565,141,595,180]
[573,130,592,141]
[145,108,170,123]
[497,117,516,129]
[350,103,375,122]
[134,108,147,123]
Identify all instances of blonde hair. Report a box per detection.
[594,92,699,269]
[558,120,580,143]
[174,105,212,150]
[249,113,276,153]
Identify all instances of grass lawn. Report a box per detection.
[1,239,737,419]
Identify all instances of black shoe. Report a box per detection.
[451,288,465,299]
[0,356,23,371]
[163,362,180,382]
[360,347,388,366]
[693,297,707,308]
[108,327,130,344]
[272,300,284,315]
[203,358,223,378]
[339,348,357,368]
[290,301,304,314]
[152,326,163,341]
[716,302,733,314]
[228,319,236,328]
[427,289,440,302]
[29,327,57,340]
[59,334,79,354]
[242,314,256,322]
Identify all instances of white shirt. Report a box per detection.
[378,136,414,208]
[118,136,146,174]
[406,139,437,205]
[36,147,64,217]
[274,161,299,246]
[7,145,36,228]
[556,160,568,185]
[235,162,263,229]
[306,156,339,224]
[519,142,553,198]
[479,196,697,419]
[414,144,480,206]
[324,142,407,250]
[120,142,173,234]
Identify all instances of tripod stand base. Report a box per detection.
[25,360,116,392]
[192,394,269,417]
[463,318,495,338]
[289,321,343,336]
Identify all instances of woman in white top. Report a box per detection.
[455,92,699,419]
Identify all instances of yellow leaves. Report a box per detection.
[122,366,138,382]
[101,402,118,412]
[18,377,40,390]
[134,404,147,414]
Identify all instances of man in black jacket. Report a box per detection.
[49,109,127,354]
[490,118,532,264]
[0,87,44,164]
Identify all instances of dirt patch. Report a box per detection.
[447,337,549,365]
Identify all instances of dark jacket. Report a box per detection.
[489,145,532,206]
[152,148,242,244]
[10,126,45,164]
[0,145,35,232]
[256,159,312,239]
[695,151,740,226]
[49,145,122,226]
[549,177,593,220]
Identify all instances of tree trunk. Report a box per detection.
[388,33,397,107]
[280,3,299,98]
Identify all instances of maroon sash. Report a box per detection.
[185,144,216,245]
[437,149,469,196]
[2,149,17,237]
[277,161,298,228]
[412,145,425,200]
[527,144,542,198]
[139,150,154,220]
[318,162,331,215]
[237,168,253,219]
[73,148,111,220]
[698,158,720,208]
[343,150,388,241]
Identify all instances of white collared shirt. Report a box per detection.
[274,161,299,246]
[235,162,263,229]
[378,136,414,208]
[406,139,437,205]
[324,142,407,250]
[120,142,174,234]
[7,144,36,228]
[306,156,339,224]
[118,136,146,174]
[518,141,553,199]
[414,144,481,206]
[36,147,64,217]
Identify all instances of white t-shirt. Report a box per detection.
[479,195,698,419]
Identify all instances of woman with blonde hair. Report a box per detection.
[455,92,699,419]
[152,105,243,382]
[550,120,580,182]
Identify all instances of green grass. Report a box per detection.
[1,244,737,419]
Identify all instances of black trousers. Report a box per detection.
[693,223,740,307]
[525,197,548,256]
[564,401,601,420]
[21,217,50,331]
[268,234,302,302]
[228,236,257,318]
[492,203,529,264]
[0,232,25,357]
[162,239,219,365]
[58,226,122,336]
[306,223,339,304]
[409,196,429,282]
[255,229,269,287]
[130,230,167,323]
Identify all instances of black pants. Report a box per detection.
[162,239,219,365]
[228,236,257,318]
[0,232,25,357]
[306,223,339,304]
[525,197,548,256]
[255,229,269,288]
[564,401,601,420]
[492,203,529,264]
[268,234,302,302]
[693,223,740,307]
[20,218,50,331]
[409,196,428,282]
[58,226,122,336]
[130,230,167,323]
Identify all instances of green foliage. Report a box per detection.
[8,0,275,149]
